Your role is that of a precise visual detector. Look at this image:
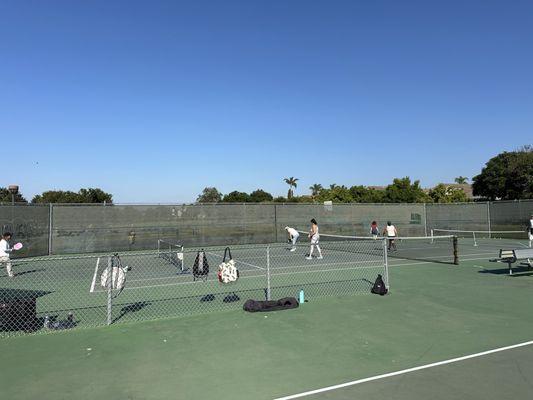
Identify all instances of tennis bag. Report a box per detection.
[371,274,388,296]
[218,247,239,284]
[193,250,209,280]
[243,297,299,312]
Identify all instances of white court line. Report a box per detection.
[89,257,100,293]
[273,340,533,400]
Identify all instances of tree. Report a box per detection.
[472,147,533,200]
[383,177,430,203]
[309,184,323,198]
[454,176,469,184]
[284,177,299,199]
[273,196,287,203]
[0,187,28,203]
[77,188,113,203]
[222,191,250,203]
[32,188,113,203]
[317,185,353,203]
[428,184,469,203]
[196,187,222,203]
[249,189,273,203]
[349,186,385,203]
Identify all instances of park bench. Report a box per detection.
[490,248,533,275]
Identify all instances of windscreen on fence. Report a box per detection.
[489,199,533,231]
[426,202,489,231]
[51,204,277,254]
[0,205,49,257]
[275,203,427,239]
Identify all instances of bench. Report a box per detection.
[490,248,533,275]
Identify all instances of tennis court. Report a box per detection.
[1,233,532,399]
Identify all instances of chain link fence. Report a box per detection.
[1,239,387,336]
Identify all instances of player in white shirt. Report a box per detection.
[285,226,300,252]
[528,215,533,248]
[0,232,14,278]
[306,218,323,260]
[383,221,398,251]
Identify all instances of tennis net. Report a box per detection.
[431,228,528,247]
[298,231,458,265]
[157,239,186,272]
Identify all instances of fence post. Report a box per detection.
[382,238,389,290]
[266,246,271,300]
[106,256,113,325]
[273,204,278,243]
[48,203,53,255]
[423,203,428,237]
[487,201,492,238]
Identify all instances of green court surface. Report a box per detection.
[1,241,532,400]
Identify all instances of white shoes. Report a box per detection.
[290,248,296,252]
[305,256,313,260]
[317,256,323,259]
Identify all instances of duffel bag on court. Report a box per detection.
[243,297,299,312]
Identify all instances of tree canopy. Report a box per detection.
[196,187,223,203]
[32,188,113,204]
[428,184,469,203]
[472,146,533,200]
[0,187,28,203]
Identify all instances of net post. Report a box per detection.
[266,246,271,300]
[106,256,113,325]
[382,238,390,289]
[453,236,459,265]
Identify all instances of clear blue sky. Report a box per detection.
[1,0,531,203]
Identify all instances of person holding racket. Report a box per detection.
[0,232,22,278]
[383,221,398,251]
[285,226,300,252]
[370,221,379,239]
[306,218,323,260]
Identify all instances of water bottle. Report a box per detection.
[299,289,305,304]
[43,315,50,329]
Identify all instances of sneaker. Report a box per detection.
[305,256,313,260]
[317,256,323,259]
[290,248,296,252]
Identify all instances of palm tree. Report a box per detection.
[309,183,323,198]
[329,183,338,190]
[284,177,299,199]
[454,176,469,184]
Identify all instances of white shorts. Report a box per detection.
[311,234,320,244]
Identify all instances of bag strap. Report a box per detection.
[223,247,232,263]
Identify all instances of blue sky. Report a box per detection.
[1,0,531,203]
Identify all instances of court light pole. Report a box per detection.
[8,185,19,205]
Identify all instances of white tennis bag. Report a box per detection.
[100,254,128,293]
[218,247,239,284]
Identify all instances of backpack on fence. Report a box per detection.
[218,247,239,284]
[193,250,209,281]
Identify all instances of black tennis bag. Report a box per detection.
[243,297,299,312]
[371,274,388,296]
[193,250,209,281]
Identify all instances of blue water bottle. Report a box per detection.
[299,289,305,304]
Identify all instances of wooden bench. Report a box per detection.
[490,248,533,275]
